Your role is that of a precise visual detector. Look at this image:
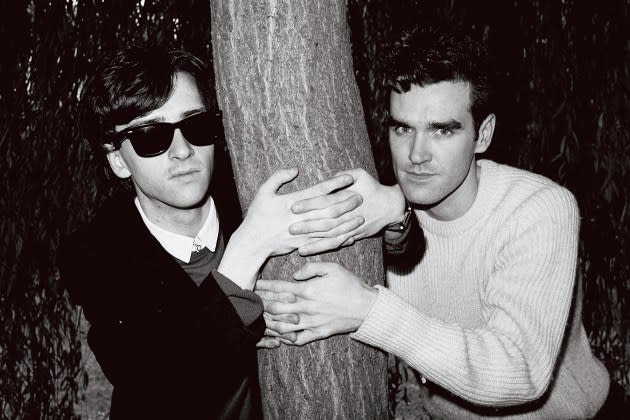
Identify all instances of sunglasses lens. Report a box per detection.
[128,125,174,157]
[180,112,217,146]
[119,111,221,157]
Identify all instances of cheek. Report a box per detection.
[127,157,167,184]
[442,137,475,167]
[389,140,408,168]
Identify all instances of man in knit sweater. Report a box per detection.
[256,28,615,418]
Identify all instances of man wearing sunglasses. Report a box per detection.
[58,46,363,419]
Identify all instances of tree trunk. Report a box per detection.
[210,1,388,418]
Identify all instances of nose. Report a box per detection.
[409,133,431,165]
[168,128,194,160]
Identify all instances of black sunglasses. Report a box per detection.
[109,111,223,157]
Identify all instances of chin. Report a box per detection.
[171,190,211,210]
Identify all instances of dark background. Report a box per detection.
[1,0,628,417]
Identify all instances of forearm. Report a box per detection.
[217,226,269,290]
[352,287,561,406]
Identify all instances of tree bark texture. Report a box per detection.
[211,1,388,418]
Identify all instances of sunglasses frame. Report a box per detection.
[108,110,223,158]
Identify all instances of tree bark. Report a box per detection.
[211,1,388,418]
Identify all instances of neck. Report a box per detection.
[136,196,211,237]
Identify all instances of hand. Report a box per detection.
[256,311,299,349]
[241,168,364,258]
[220,168,364,289]
[290,168,406,255]
[255,262,378,346]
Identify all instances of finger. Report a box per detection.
[264,319,303,334]
[313,216,364,238]
[335,167,366,179]
[256,290,297,304]
[263,300,300,315]
[291,189,356,214]
[256,279,301,294]
[289,196,363,234]
[296,224,359,255]
[293,261,334,280]
[289,211,363,235]
[257,337,281,349]
[340,236,355,247]
[298,230,359,256]
[285,329,324,346]
[293,174,354,202]
[263,312,300,325]
[258,168,299,194]
[266,312,300,324]
[295,217,361,255]
[263,326,282,337]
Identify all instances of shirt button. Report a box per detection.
[420,376,427,384]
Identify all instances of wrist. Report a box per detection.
[218,228,269,290]
[235,218,276,260]
[385,195,412,233]
[385,185,407,226]
[354,285,378,330]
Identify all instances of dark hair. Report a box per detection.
[80,46,219,152]
[383,26,494,133]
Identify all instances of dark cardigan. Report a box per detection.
[59,193,264,419]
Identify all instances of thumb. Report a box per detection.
[334,168,366,182]
[293,261,330,281]
[257,337,281,349]
[259,168,299,194]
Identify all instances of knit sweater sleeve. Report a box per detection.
[352,186,579,406]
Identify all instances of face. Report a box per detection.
[389,81,494,220]
[106,72,215,213]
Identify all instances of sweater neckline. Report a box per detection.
[415,160,498,236]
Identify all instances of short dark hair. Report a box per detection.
[383,26,494,133]
[80,46,218,153]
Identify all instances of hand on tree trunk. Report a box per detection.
[219,168,366,288]
[255,262,378,346]
[292,168,406,256]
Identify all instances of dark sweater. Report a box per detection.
[59,193,264,419]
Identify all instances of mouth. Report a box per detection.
[170,168,200,179]
[405,171,435,181]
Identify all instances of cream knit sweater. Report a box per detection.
[353,160,609,419]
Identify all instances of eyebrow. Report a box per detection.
[427,119,462,131]
[387,116,410,127]
[387,116,463,132]
[127,108,207,129]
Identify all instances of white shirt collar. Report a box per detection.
[134,197,219,263]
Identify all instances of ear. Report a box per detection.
[475,113,495,154]
[105,149,132,179]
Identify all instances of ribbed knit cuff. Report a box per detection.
[351,285,415,348]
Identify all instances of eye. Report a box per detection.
[393,125,414,135]
[435,128,453,137]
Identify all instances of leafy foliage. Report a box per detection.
[1,0,628,418]
[0,1,212,418]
